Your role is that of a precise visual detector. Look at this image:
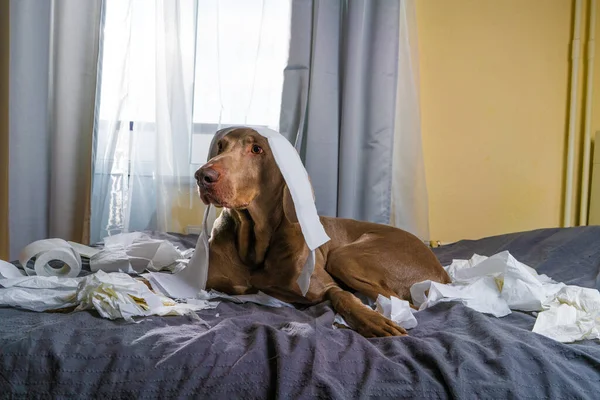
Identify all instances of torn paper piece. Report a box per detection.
[532,286,600,343]
[196,289,295,308]
[497,252,564,311]
[416,251,562,316]
[0,287,78,312]
[0,260,26,278]
[411,276,511,318]
[375,295,418,329]
[413,251,600,343]
[551,285,600,313]
[91,233,188,274]
[90,247,133,273]
[333,293,418,331]
[443,254,489,280]
[166,206,212,299]
[126,239,183,272]
[333,313,350,329]
[0,275,82,311]
[67,241,102,258]
[146,271,201,299]
[0,275,84,290]
[103,232,150,248]
[532,303,599,343]
[186,298,221,309]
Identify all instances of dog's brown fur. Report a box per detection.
[195,127,450,338]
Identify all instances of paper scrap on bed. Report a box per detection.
[411,251,600,343]
[0,270,217,321]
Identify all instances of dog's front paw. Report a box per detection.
[349,308,407,338]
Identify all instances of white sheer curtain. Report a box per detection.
[391,0,430,240]
[92,0,428,244]
[91,0,291,244]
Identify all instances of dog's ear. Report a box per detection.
[282,176,315,224]
[283,184,298,223]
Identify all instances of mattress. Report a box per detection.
[1,226,600,398]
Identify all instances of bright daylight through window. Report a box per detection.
[92,0,291,242]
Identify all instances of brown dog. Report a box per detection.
[195,127,450,338]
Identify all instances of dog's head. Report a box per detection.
[194,127,284,210]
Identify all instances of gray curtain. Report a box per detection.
[279,0,400,224]
[8,0,102,258]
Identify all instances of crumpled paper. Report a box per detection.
[411,251,600,343]
[411,275,511,317]
[533,285,600,342]
[333,294,418,330]
[75,271,218,321]
[0,260,30,279]
[375,295,418,329]
[91,232,189,274]
[0,274,83,311]
[0,270,217,321]
[411,251,565,316]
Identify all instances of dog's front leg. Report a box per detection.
[326,287,407,338]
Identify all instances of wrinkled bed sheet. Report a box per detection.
[1,227,600,399]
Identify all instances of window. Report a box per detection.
[96,0,291,171]
[92,0,291,241]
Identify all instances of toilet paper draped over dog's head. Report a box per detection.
[194,126,330,296]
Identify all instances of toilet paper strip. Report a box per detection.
[254,127,330,296]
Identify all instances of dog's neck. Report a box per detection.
[230,187,289,267]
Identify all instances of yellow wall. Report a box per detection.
[417,0,600,243]
[169,187,209,233]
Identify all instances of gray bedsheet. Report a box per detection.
[1,227,600,399]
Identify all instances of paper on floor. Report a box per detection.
[411,251,600,343]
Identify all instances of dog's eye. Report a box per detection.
[217,142,223,154]
[251,145,263,154]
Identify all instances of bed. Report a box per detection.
[1,226,600,398]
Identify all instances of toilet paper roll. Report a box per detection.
[18,239,82,278]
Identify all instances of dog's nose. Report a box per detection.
[195,167,220,185]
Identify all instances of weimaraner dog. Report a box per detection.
[194,127,450,338]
